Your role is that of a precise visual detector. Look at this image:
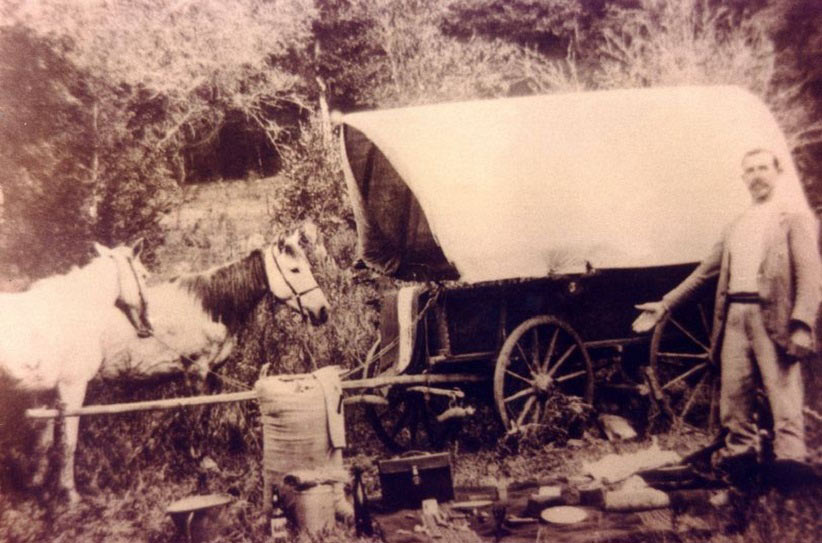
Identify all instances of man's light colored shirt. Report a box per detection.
[727,201,779,293]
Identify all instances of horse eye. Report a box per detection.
[290,267,300,274]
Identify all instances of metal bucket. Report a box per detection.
[291,483,335,535]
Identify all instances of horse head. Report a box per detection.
[263,230,330,325]
[95,239,153,338]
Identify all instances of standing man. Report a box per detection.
[633,148,821,478]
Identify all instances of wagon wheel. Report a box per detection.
[649,299,719,431]
[362,338,453,453]
[494,316,594,432]
[365,384,452,453]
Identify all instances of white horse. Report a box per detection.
[100,229,330,382]
[0,240,152,503]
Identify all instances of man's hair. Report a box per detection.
[742,148,781,172]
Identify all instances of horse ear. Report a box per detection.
[298,228,310,247]
[94,242,111,257]
[286,230,302,248]
[131,237,145,257]
[277,236,286,253]
[302,221,318,245]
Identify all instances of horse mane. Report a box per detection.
[174,249,269,332]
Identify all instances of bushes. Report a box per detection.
[0,26,95,278]
[0,26,177,278]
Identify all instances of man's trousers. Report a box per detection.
[718,302,806,461]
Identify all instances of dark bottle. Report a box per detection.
[270,487,288,543]
[352,467,374,537]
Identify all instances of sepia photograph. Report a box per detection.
[1,1,821,541]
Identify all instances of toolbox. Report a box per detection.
[378,452,455,509]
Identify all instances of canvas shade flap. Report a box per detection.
[341,86,802,283]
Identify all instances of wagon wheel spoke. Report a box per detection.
[649,297,717,431]
[541,328,560,373]
[505,369,534,387]
[554,369,587,383]
[515,396,536,427]
[504,387,534,405]
[515,342,539,377]
[669,317,710,353]
[698,304,710,337]
[532,400,542,424]
[661,362,708,391]
[545,344,577,379]
[679,372,708,424]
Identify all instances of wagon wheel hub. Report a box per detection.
[533,374,554,395]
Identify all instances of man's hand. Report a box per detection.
[632,301,668,334]
[788,322,814,359]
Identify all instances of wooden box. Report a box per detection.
[378,452,455,510]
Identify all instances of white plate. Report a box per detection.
[541,506,588,524]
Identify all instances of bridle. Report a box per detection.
[113,252,152,337]
[263,244,321,319]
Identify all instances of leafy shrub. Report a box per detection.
[0,26,95,278]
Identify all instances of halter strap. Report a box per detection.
[111,251,152,337]
[262,245,320,318]
[123,255,148,310]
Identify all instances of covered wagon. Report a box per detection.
[337,86,801,450]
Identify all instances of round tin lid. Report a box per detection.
[541,506,588,524]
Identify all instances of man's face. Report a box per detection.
[741,151,780,203]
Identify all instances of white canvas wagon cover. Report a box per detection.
[339,86,801,283]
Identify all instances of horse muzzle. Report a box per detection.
[309,305,329,326]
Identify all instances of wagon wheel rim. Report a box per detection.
[362,338,448,452]
[494,315,593,432]
[649,299,718,432]
[365,388,447,452]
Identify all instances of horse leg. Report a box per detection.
[30,416,54,487]
[57,381,87,505]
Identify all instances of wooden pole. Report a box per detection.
[26,373,488,419]
[26,391,258,419]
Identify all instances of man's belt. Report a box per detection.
[727,292,763,304]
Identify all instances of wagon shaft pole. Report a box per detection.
[25,373,487,419]
[26,391,259,419]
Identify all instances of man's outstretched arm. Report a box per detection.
[632,237,724,334]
